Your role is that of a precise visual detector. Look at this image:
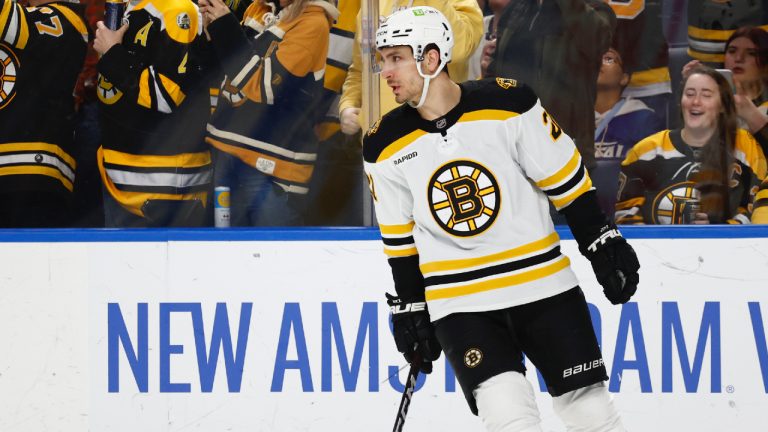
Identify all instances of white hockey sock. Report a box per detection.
[473,371,544,432]
[552,382,626,432]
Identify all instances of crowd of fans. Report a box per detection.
[0,0,766,227]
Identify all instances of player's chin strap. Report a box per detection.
[408,60,446,109]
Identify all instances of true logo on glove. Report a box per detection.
[587,228,621,253]
[390,301,427,315]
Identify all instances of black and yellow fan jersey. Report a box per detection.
[753,177,768,223]
[205,0,338,195]
[0,0,88,195]
[96,0,211,217]
[615,129,767,224]
[364,78,595,321]
[687,0,768,64]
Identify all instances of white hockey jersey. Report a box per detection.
[363,78,594,321]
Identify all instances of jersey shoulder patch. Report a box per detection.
[461,77,538,116]
[363,105,421,163]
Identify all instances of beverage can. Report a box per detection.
[682,199,700,224]
[214,186,231,228]
[105,0,127,31]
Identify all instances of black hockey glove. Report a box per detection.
[386,293,442,374]
[580,224,640,305]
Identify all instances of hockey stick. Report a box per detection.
[392,355,421,432]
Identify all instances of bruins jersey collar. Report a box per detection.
[406,83,467,134]
[669,128,697,158]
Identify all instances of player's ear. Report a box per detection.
[425,47,441,75]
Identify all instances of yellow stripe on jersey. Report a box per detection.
[628,67,671,87]
[48,4,88,42]
[0,142,77,169]
[457,109,519,123]
[379,221,415,236]
[377,130,428,163]
[688,26,735,41]
[551,176,593,209]
[384,247,418,257]
[615,196,644,210]
[158,73,185,106]
[206,138,314,184]
[0,1,12,34]
[425,255,571,301]
[138,69,152,108]
[420,232,560,274]
[102,148,210,168]
[536,149,580,188]
[0,165,73,191]
[686,50,724,63]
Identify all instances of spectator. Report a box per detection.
[0,0,88,228]
[305,0,365,226]
[200,0,339,226]
[687,0,767,65]
[616,65,767,225]
[338,0,482,136]
[608,0,671,128]
[94,0,212,227]
[754,177,768,223]
[487,0,615,173]
[594,47,663,218]
[685,27,768,154]
[467,0,509,80]
[72,0,105,228]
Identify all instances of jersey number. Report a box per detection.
[541,110,563,142]
[604,0,645,19]
[35,16,63,37]
[178,53,188,74]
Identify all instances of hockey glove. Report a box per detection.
[386,293,442,374]
[580,224,640,305]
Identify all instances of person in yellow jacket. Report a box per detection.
[338,0,483,135]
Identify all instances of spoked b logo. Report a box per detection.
[427,160,500,237]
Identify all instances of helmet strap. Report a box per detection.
[408,59,445,109]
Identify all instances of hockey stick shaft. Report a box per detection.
[392,358,421,432]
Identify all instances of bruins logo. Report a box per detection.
[0,44,20,110]
[367,119,381,136]
[97,74,123,105]
[464,348,483,368]
[496,77,517,89]
[651,181,700,224]
[428,160,500,237]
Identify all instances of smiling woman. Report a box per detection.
[616,65,767,225]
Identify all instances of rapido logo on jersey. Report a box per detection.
[428,160,500,237]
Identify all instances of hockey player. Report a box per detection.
[338,0,482,136]
[93,0,212,227]
[0,0,88,227]
[365,7,640,432]
[616,65,767,225]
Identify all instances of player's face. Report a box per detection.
[379,46,423,105]
[725,37,761,85]
[597,48,626,89]
[681,73,721,131]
